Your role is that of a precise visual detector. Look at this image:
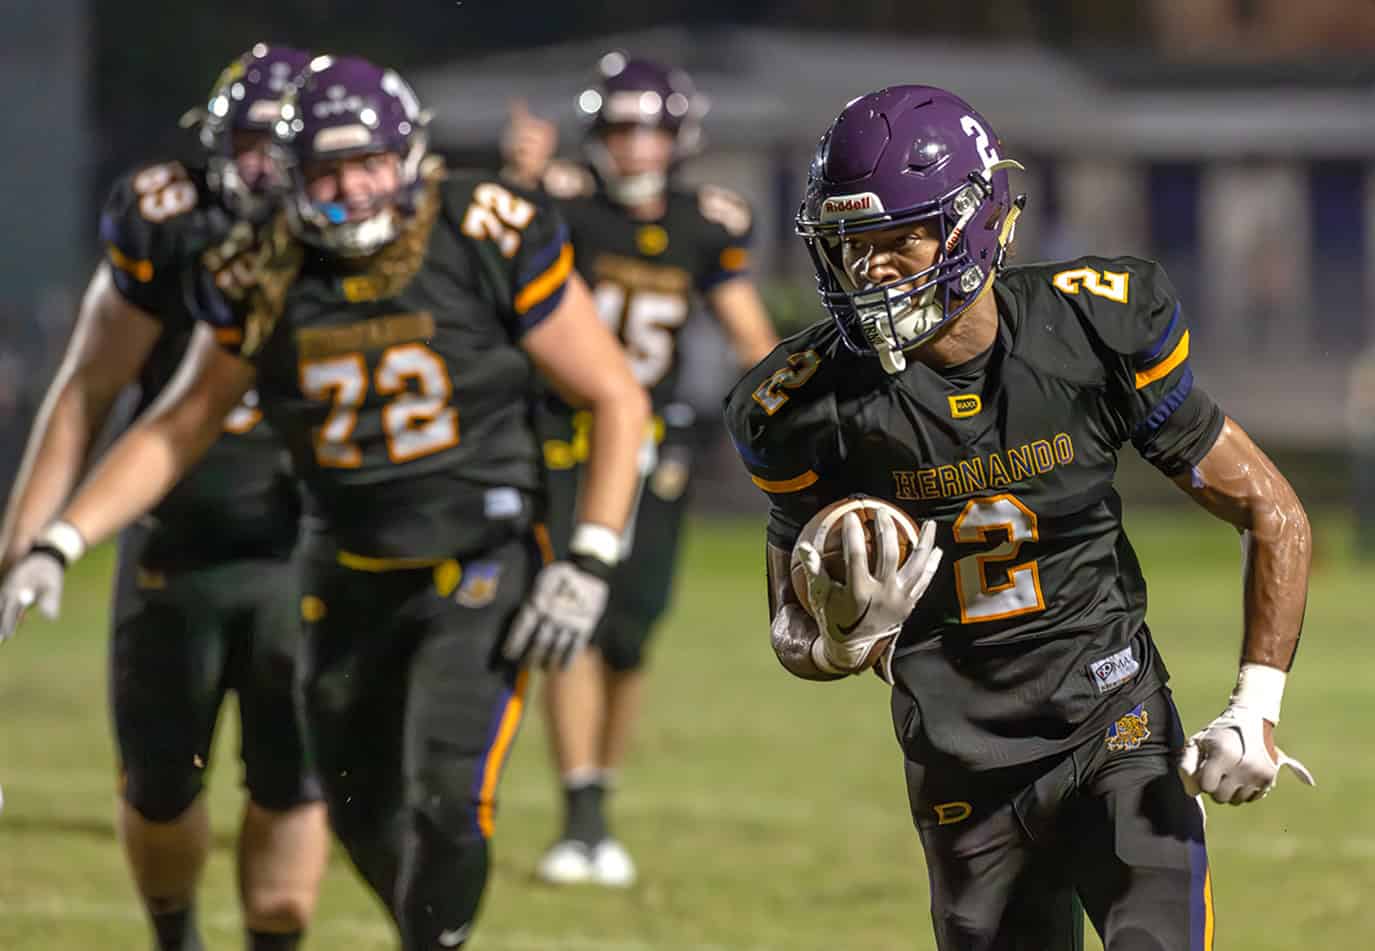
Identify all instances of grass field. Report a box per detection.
[1,509,1372,949]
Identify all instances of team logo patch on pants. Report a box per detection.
[1105,703,1151,752]
[455,560,503,608]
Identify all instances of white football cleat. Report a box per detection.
[535,840,593,885]
[591,838,636,888]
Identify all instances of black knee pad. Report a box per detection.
[596,611,653,673]
[122,765,205,823]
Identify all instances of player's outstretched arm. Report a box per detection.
[1172,416,1316,803]
[707,279,778,369]
[0,266,162,570]
[61,325,256,548]
[507,272,649,669]
[765,542,846,682]
[0,326,254,640]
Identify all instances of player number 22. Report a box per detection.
[461,183,536,258]
[300,344,459,467]
[953,494,1045,623]
[133,162,198,222]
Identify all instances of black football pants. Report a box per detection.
[899,688,1212,951]
[297,530,540,950]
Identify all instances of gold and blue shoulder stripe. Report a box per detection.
[513,225,573,330]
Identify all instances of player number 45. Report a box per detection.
[300,344,458,467]
[953,494,1045,623]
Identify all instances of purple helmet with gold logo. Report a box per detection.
[271,54,430,256]
[796,85,1025,373]
[189,43,310,219]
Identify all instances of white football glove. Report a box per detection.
[1179,700,1315,805]
[0,550,68,644]
[503,559,610,669]
[798,511,942,676]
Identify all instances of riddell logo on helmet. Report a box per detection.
[820,192,884,222]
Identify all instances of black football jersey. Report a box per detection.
[724,256,1224,772]
[99,161,297,566]
[195,170,572,561]
[539,161,753,409]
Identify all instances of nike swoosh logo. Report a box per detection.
[836,600,872,638]
[438,924,472,947]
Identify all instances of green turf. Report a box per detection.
[1,509,1371,949]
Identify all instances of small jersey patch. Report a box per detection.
[948,394,981,418]
[484,486,524,520]
[1105,702,1151,752]
[1088,645,1139,694]
[454,560,503,608]
[933,801,973,825]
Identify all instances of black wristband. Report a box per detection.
[28,543,68,569]
[569,552,615,582]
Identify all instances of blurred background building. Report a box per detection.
[4,0,1375,519]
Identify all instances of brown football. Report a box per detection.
[789,495,920,618]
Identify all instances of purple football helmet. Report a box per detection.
[271,54,430,256]
[191,43,310,220]
[576,51,706,205]
[796,85,1026,373]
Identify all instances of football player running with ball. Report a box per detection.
[0,45,328,951]
[503,52,777,887]
[0,56,648,950]
[724,85,1315,951]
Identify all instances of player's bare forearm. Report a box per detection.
[62,328,254,549]
[525,273,651,534]
[1173,417,1312,670]
[767,542,845,681]
[579,381,651,533]
[1,268,161,567]
[708,278,778,368]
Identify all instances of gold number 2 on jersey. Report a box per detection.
[1051,266,1130,303]
[953,493,1046,623]
[300,344,458,467]
[752,350,820,415]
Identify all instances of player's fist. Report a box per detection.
[501,99,558,189]
[1178,705,1315,805]
[0,550,67,644]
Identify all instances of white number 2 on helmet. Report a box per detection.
[960,115,1000,172]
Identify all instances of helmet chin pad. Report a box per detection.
[856,285,943,374]
[604,170,665,205]
[585,139,666,205]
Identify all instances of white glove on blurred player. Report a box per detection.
[1178,664,1315,804]
[797,511,942,677]
[503,524,618,669]
[0,522,85,644]
[503,560,610,669]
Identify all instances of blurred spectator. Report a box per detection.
[1150,0,1375,57]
